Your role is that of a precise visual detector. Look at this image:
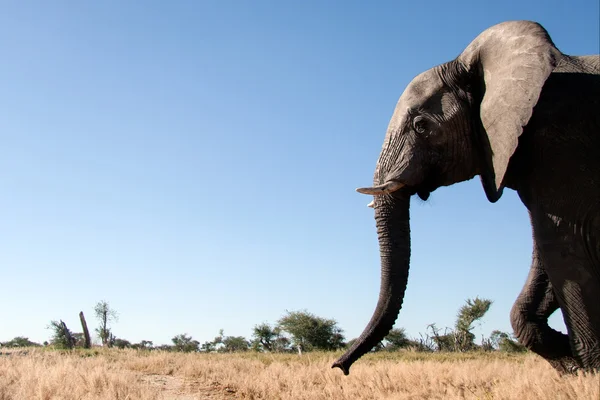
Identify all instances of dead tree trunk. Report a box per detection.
[60,320,74,349]
[79,312,91,349]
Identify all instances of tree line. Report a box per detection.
[0,297,526,354]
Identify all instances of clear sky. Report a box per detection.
[1,1,598,347]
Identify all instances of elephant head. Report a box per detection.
[332,21,562,375]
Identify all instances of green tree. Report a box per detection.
[253,323,276,352]
[490,330,527,353]
[221,336,250,352]
[201,341,216,352]
[454,297,493,351]
[203,329,251,353]
[427,323,455,352]
[277,310,345,351]
[132,340,154,350]
[252,323,290,352]
[1,337,41,348]
[272,335,292,352]
[94,300,118,347]
[381,328,411,351]
[425,297,493,352]
[47,320,75,349]
[172,334,199,352]
[113,338,132,349]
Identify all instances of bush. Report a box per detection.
[277,310,345,351]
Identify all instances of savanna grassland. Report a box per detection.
[0,348,598,400]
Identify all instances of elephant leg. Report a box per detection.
[543,259,600,370]
[532,211,600,371]
[510,240,579,374]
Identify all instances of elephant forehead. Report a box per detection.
[385,68,448,131]
[400,69,445,110]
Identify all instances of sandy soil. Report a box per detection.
[140,373,237,400]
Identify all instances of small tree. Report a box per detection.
[413,331,436,352]
[1,337,41,348]
[48,320,75,349]
[113,338,132,349]
[201,341,216,352]
[277,310,345,352]
[381,328,411,351]
[253,323,276,352]
[427,323,455,352]
[132,340,154,350]
[94,300,118,347]
[424,298,493,352]
[221,336,250,352]
[454,297,493,351]
[490,330,527,353]
[252,323,290,352]
[172,334,199,352]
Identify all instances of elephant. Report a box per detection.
[332,20,600,375]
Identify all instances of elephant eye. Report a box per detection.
[413,116,427,134]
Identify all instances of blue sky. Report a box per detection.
[1,1,598,346]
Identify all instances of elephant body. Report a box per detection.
[508,55,600,372]
[333,21,600,375]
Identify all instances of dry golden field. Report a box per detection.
[0,348,598,400]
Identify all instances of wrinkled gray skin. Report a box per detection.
[332,20,600,375]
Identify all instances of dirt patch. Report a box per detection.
[140,374,237,400]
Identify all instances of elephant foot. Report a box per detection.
[547,357,581,375]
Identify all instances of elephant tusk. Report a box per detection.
[367,200,375,208]
[356,181,405,195]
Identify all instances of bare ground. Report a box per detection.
[140,373,237,400]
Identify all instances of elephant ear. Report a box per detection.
[458,21,561,202]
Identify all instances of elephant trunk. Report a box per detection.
[332,194,411,375]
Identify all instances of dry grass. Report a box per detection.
[0,348,160,400]
[0,348,598,399]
